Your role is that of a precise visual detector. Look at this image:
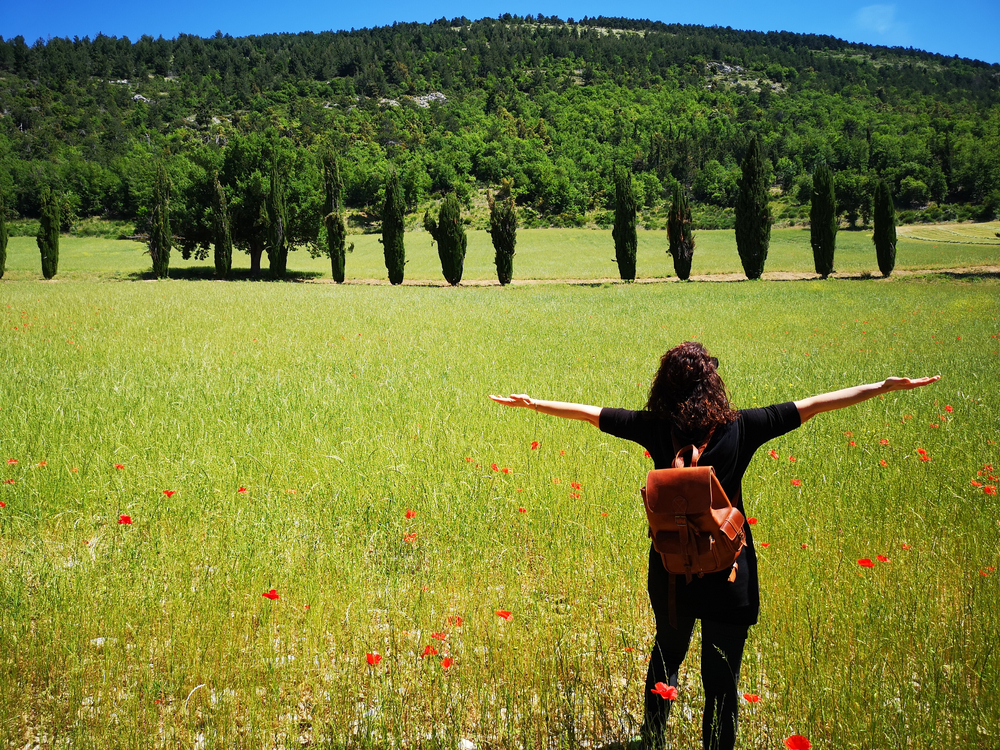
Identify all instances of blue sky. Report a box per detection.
[3,1,998,65]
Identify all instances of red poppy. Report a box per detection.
[857,558,874,568]
[6,459,16,465]
[238,486,247,493]
[879,438,889,446]
[844,431,854,437]
[768,450,779,460]
[560,450,566,456]
[70,467,78,473]
[571,481,581,490]
[759,542,769,548]
[405,509,416,519]
[496,610,512,620]
[849,440,856,447]
[902,543,912,551]
[791,479,802,487]
[930,423,939,429]
[650,682,678,700]
[531,441,540,450]
[287,489,297,494]
[784,736,812,750]
[624,646,634,653]
[490,463,499,472]
[114,464,125,470]
[877,555,889,563]
[431,632,446,641]
[788,456,797,462]
[552,478,561,484]
[801,543,808,549]
[162,490,176,498]
[945,405,953,413]
[643,450,651,458]
[919,455,931,462]
[118,514,132,525]
[904,414,913,420]
[601,512,609,517]
[403,533,417,543]
[518,507,526,513]
[880,460,888,467]
[748,517,757,525]
[465,457,472,462]
[441,657,454,670]
[420,645,438,658]
[971,480,983,488]
[4,479,13,485]
[985,486,997,496]
[36,461,47,467]
[448,615,463,627]
[743,693,760,703]
[262,589,279,600]
[1,501,6,508]
[501,467,511,474]
[366,652,382,666]
[916,448,927,456]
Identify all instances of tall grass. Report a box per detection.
[1,280,998,748]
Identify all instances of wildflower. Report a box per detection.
[985,486,997,496]
[496,610,512,620]
[743,693,760,703]
[877,555,889,563]
[552,478,561,485]
[162,490,176,498]
[36,461,47,467]
[405,509,416,519]
[844,431,854,437]
[6,459,16,465]
[262,589,279,600]
[518,507,526,513]
[919,455,931,462]
[570,481,581,490]
[71,467,78,473]
[643,450,651,458]
[945,405,953,413]
[785,736,812,750]
[768,450,779,459]
[930,423,939,429]
[286,489,296,494]
[238,486,247,493]
[791,479,802,487]
[971,480,983,488]
[465,457,472,463]
[650,682,678,700]
[917,448,927,456]
[114,464,125,470]
[902,543,912,551]
[531,441,540,450]
[789,456,797,462]
[118,515,132,525]
[759,543,770,548]
[879,438,889,445]
[447,615,463,627]
[880,460,888,467]
[420,645,438,658]
[366,652,382,666]
[560,450,566,456]
[748,517,758,525]
[849,441,856,447]
[857,558,874,568]
[431,632,446,641]
[490,463,499,472]
[403,533,417,543]
[624,646,634,653]
[601,512,609,517]
[0,501,6,507]
[4,479,13,485]
[801,543,808,549]
[441,657,454,670]
[501,467,511,474]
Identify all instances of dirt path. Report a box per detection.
[303,265,1000,287]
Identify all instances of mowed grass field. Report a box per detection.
[2,221,999,282]
[1,278,999,749]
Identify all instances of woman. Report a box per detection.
[490,341,938,750]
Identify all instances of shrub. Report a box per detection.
[424,192,468,286]
[380,170,406,285]
[873,178,896,277]
[666,183,695,280]
[488,180,517,285]
[810,164,837,277]
[612,165,637,281]
[735,136,771,280]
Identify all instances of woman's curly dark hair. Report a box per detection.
[645,341,738,444]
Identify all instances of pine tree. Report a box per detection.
[735,136,771,280]
[666,183,695,280]
[212,172,233,278]
[612,165,637,281]
[380,169,406,285]
[265,154,288,279]
[810,164,837,277]
[487,179,517,285]
[322,149,349,283]
[148,163,171,279]
[37,188,61,280]
[873,178,897,277]
[424,193,468,286]
[0,191,8,280]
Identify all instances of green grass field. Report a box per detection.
[2,222,999,282]
[1,274,999,749]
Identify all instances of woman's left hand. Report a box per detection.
[489,393,533,409]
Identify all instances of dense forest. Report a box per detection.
[1,14,998,251]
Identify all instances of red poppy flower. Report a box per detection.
[560,450,566,456]
[877,554,889,562]
[496,610,512,620]
[366,652,382,666]
[759,542,769,548]
[501,467,511,474]
[552,478,561,484]
[743,693,760,703]
[571,481,581,490]
[70,467,78,473]
[518,507,526,513]
[784,736,812,750]
[420,645,438,658]
[624,646,634,653]
[971,480,983,488]
[114,464,125,470]
[465,457,472,462]
[162,490,176,498]
[643,450,651,458]
[945,405,953,413]
[844,431,854,437]
[262,589,279,600]
[4,479,13,485]
[849,440,856,447]
[403,533,417,543]
[1,501,6,508]
[448,615,463,627]
[791,479,802,487]
[405,509,416,519]
[36,461,47,467]
[238,486,247,493]
[788,456,797,462]
[985,486,997,496]
[904,414,913,420]
[431,632,446,641]
[490,463,499,472]
[880,460,888,467]
[879,438,889,445]
[6,459,16,465]
[118,514,132,525]
[857,558,874,568]
[917,448,927,456]
[441,657,454,670]
[748,517,757,525]
[531,441,540,450]
[919,455,931,462]
[768,450,779,460]
[930,423,939,429]
[650,682,678,700]
[801,543,808,549]
[601,512,609,517]
[986,465,995,472]
[902,543,912,551]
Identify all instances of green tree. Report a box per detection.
[810,164,837,278]
[322,148,349,283]
[148,162,172,279]
[265,154,288,279]
[212,172,233,278]
[487,179,517,285]
[424,192,468,286]
[735,136,771,280]
[0,191,8,280]
[380,169,406,285]
[666,183,695,280]
[37,188,60,280]
[612,165,637,281]
[873,178,897,277]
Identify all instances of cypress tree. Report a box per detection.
[37,188,61,280]
[735,136,771,280]
[873,178,897,277]
[809,164,837,277]
[666,183,695,280]
[612,165,637,281]
[212,172,233,278]
[380,169,406,285]
[487,178,517,285]
[322,149,348,283]
[148,163,171,279]
[0,191,7,280]
[265,154,288,279]
[424,193,468,286]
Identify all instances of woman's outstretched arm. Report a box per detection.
[794,376,940,424]
[488,394,602,427]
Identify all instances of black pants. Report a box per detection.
[643,612,749,750]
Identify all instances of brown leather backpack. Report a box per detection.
[641,440,747,624]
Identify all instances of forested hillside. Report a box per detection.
[1,15,998,247]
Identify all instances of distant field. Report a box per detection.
[3,223,999,282]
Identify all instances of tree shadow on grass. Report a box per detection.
[127,266,327,282]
